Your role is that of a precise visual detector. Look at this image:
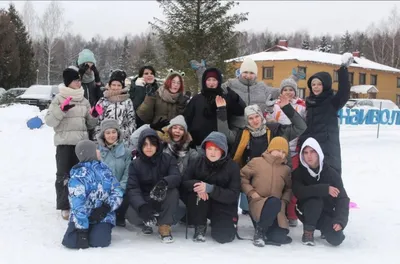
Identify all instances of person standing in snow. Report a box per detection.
[97,119,132,227]
[240,137,293,247]
[298,53,354,176]
[292,137,349,246]
[182,132,241,244]
[125,128,181,243]
[268,75,306,227]
[221,57,280,129]
[45,66,98,220]
[62,140,123,249]
[93,70,136,150]
[129,66,160,128]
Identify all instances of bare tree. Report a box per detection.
[37,1,70,84]
[387,6,400,67]
[22,1,37,39]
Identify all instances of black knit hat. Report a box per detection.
[63,66,81,87]
[108,69,127,87]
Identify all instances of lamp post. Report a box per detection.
[36,69,39,84]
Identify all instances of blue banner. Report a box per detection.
[338,108,400,125]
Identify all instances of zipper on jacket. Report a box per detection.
[247,85,250,105]
[115,102,117,119]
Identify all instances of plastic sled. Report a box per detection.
[27,116,43,129]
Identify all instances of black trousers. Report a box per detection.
[55,145,79,210]
[186,192,237,244]
[297,198,345,246]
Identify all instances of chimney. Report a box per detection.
[278,40,288,47]
[352,51,360,58]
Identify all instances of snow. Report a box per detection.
[1,104,399,264]
[350,85,379,94]
[226,46,400,73]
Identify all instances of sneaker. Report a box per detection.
[302,230,315,246]
[142,225,153,235]
[288,219,298,227]
[158,225,174,243]
[193,225,207,242]
[253,225,265,247]
[61,210,70,220]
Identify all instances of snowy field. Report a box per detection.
[0,104,399,264]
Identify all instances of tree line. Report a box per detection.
[1,0,399,92]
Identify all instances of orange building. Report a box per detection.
[227,40,400,106]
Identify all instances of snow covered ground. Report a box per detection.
[1,104,399,264]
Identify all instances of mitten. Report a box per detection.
[135,78,146,86]
[150,117,170,133]
[341,52,354,67]
[90,104,103,117]
[265,94,277,113]
[88,204,111,223]
[138,204,157,226]
[60,96,75,112]
[76,229,89,249]
[150,179,168,202]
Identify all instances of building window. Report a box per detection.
[397,94,400,106]
[397,78,400,88]
[262,67,274,79]
[348,72,354,85]
[333,70,338,82]
[298,88,305,99]
[359,73,366,85]
[370,74,377,85]
[297,67,307,79]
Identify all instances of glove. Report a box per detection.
[76,229,89,249]
[341,52,354,67]
[60,96,75,112]
[150,179,168,202]
[88,204,111,223]
[90,104,103,117]
[91,64,101,83]
[265,94,277,113]
[138,204,157,226]
[78,63,90,77]
[150,117,170,133]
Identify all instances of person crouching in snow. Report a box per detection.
[292,137,349,246]
[125,128,181,243]
[240,137,293,247]
[45,66,98,220]
[182,132,241,244]
[97,119,132,227]
[62,140,123,249]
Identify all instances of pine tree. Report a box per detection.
[340,30,353,54]
[301,39,310,50]
[354,33,366,56]
[118,36,132,72]
[317,36,332,53]
[150,0,248,92]
[8,4,36,87]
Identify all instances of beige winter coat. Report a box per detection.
[45,84,98,146]
[240,152,292,229]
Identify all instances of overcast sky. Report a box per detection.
[1,1,399,40]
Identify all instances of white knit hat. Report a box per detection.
[240,58,258,75]
[168,115,188,131]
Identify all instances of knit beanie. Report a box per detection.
[267,136,289,157]
[240,57,258,75]
[245,104,265,121]
[205,70,219,80]
[280,75,298,95]
[99,119,120,139]
[168,115,188,131]
[75,140,98,162]
[63,66,80,87]
[77,49,96,66]
[108,69,127,87]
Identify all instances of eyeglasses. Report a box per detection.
[171,81,181,85]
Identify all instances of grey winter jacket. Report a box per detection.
[45,86,98,146]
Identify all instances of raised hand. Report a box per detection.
[215,95,227,108]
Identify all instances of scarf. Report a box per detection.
[238,75,257,86]
[167,140,189,158]
[306,90,334,108]
[158,86,180,104]
[201,87,223,117]
[103,87,130,103]
[59,85,84,101]
[82,71,95,84]
[246,124,267,137]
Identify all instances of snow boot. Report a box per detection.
[142,225,153,235]
[61,210,70,220]
[288,219,298,227]
[193,225,207,242]
[158,225,174,243]
[302,230,315,246]
[253,225,265,247]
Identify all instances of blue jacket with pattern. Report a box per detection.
[68,161,123,229]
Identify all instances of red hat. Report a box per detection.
[205,141,224,153]
[205,70,219,81]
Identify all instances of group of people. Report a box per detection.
[44,48,354,249]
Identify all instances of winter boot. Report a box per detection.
[302,230,315,246]
[61,210,70,220]
[193,225,207,242]
[253,225,265,247]
[116,218,126,227]
[158,225,174,243]
[288,219,298,227]
[142,225,153,235]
